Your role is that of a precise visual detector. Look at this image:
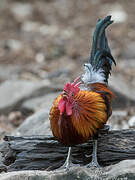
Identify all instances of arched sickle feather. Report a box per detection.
[89,16,113,65]
[87,16,116,83]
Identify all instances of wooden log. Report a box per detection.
[1,129,135,172]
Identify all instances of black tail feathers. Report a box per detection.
[89,16,116,83]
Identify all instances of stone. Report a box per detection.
[12,109,52,136]
[108,4,127,23]
[0,65,22,82]
[0,160,135,180]
[122,42,135,59]
[12,92,60,136]
[22,92,60,112]
[108,110,129,130]
[112,110,128,117]
[6,39,23,51]
[21,21,40,32]
[0,80,62,114]
[110,74,135,101]
[39,25,58,36]
[8,111,23,127]
[0,64,47,82]
[35,53,45,64]
[111,87,135,109]
[128,116,135,128]
[106,160,135,178]
[11,3,33,20]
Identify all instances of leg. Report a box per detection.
[58,147,80,171]
[62,147,72,171]
[58,147,72,171]
[86,140,100,168]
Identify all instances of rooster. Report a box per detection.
[49,16,116,170]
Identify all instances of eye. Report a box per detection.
[71,93,74,96]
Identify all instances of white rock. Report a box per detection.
[39,25,58,36]
[106,160,135,177]
[128,116,135,127]
[122,121,129,129]
[7,39,23,51]
[112,110,127,117]
[21,21,40,32]
[108,5,127,23]
[35,53,45,64]
[11,3,33,19]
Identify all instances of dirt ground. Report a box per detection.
[0,0,135,135]
[0,1,134,67]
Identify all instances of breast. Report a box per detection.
[56,114,87,145]
[49,91,108,146]
[49,95,87,146]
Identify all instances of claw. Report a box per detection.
[85,160,101,168]
[85,140,101,169]
[57,147,80,171]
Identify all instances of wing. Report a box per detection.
[71,90,108,139]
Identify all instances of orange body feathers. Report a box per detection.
[49,83,114,146]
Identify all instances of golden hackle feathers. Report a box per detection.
[50,90,108,145]
[72,91,107,139]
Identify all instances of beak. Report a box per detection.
[62,91,68,99]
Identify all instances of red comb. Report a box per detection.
[63,77,81,94]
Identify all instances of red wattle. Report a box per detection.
[58,98,66,115]
[66,102,72,116]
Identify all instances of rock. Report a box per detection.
[118,59,135,70]
[111,87,135,109]
[39,24,59,36]
[8,111,24,127]
[12,91,60,137]
[112,110,128,117]
[0,115,14,139]
[12,109,51,136]
[128,116,135,128]
[110,73,135,102]
[0,65,22,82]
[6,39,23,51]
[106,160,135,178]
[0,160,135,180]
[22,92,60,112]
[108,4,127,23]
[122,42,135,59]
[0,80,62,114]
[21,21,40,32]
[11,3,33,20]
[108,110,129,130]
[0,64,47,82]
[35,53,45,64]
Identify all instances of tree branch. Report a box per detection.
[1,129,135,172]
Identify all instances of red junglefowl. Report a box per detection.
[49,16,116,171]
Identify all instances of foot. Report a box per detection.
[58,162,80,171]
[85,160,101,168]
[85,140,101,169]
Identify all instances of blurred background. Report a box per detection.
[0,0,135,138]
